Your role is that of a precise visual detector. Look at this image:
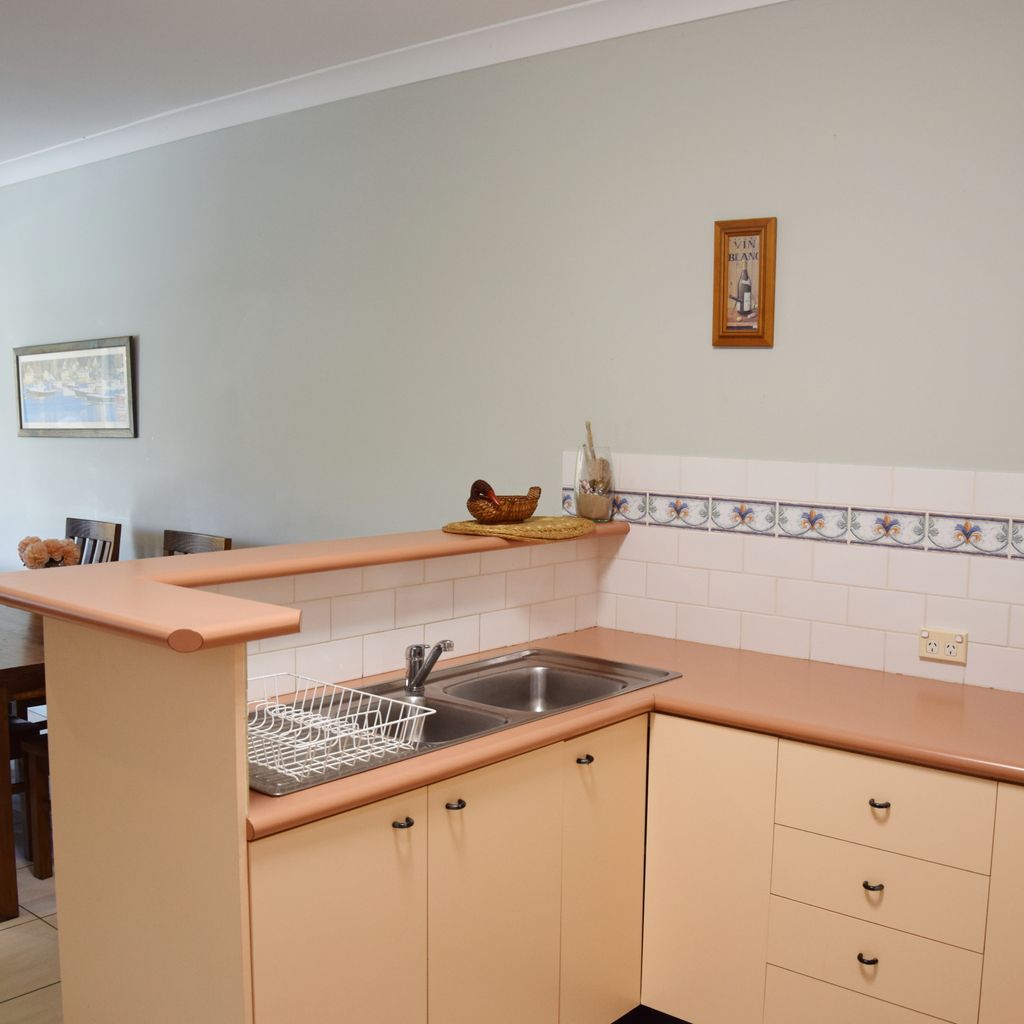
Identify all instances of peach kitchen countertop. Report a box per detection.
[247,626,1024,840]
[0,523,627,652]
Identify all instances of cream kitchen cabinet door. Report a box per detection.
[249,787,428,1024]
[561,715,648,1024]
[428,742,564,1024]
[980,781,1024,1023]
[641,714,778,1023]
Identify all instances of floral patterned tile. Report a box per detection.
[928,514,1010,556]
[850,509,926,549]
[611,492,647,524]
[561,488,575,516]
[647,494,710,529]
[1012,522,1024,558]
[710,499,777,535]
[777,503,848,542]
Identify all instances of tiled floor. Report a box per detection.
[0,802,61,1023]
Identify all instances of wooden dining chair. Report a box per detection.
[162,530,232,556]
[65,518,121,564]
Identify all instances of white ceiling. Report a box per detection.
[0,0,787,186]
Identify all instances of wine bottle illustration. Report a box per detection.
[738,266,753,315]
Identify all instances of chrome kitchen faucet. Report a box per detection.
[404,640,454,696]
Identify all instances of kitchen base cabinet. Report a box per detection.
[980,782,1024,1023]
[641,715,778,1023]
[428,743,564,1024]
[249,788,428,1024]
[764,965,951,1024]
[561,716,647,1024]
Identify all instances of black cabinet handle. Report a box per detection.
[576,754,595,765]
[391,817,415,829]
[445,799,466,811]
[863,880,885,892]
[868,798,891,809]
[857,953,879,966]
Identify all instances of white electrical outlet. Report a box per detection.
[919,628,968,666]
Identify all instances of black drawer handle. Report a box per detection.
[868,798,891,810]
[576,754,595,765]
[858,953,879,966]
[445,799,466,811]
[863,880,885,892]
[391,817,415,829]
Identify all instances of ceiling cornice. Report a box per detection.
[0,0,788,189]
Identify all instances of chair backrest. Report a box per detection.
[65,518,121,564]
[162,530,232,556]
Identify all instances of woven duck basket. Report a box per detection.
[467,486,541,524]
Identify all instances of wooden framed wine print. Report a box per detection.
[712,217,777,348]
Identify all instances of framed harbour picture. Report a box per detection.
[712,217,777,348]
[14,336,136,437]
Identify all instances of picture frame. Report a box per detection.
[14,336,136,438]
[712,217,777,348]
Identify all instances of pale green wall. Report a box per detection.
[1,0,1021,565]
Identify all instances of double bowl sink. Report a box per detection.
[366,648,677,752]
[250,650,678,795]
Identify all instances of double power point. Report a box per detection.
[919,628,968,666]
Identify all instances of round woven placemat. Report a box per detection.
[442,516,596,542]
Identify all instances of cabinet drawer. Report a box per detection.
[764,965,952,1024]
[776,740,996,872]
[767,896,983,1024]
[771,825,989,951]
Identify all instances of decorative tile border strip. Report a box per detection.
[561,488,1024,559]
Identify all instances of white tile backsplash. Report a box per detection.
[810,622,886,671]
[741,613,810,658]
[892,467,974,514]
[742,535,813,580]
[924,596,1010,646]
[424,553,481,582]
[363,560,424,591]
[676,604,741,647]
[973,472,1024,517]
[362,625,424,676]
[776,579,848,624]
[240,451,1024,698]
[479,607,530,650]
[616,596,676,639]
[708,571,775,614]
[453,573,506,617]
[294,638,362,683]
[506,566,556,607]
[677,529,744,572]
[293,567,362,602]
[847,588,925,634]
[395,581,454,627]
[680,456,746,496]
[887,549,968,598]
[964,644,1024,692]
[331,590,395,640]
[529,598,576,641]
[813,543,888,589]
[645,563,709,605]
[746,460,816,501]
[814,463,892,508]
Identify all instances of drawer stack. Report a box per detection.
[766,740,997,1024]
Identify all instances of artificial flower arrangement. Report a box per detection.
[18,536,81,569]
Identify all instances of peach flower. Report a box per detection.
[61,539,80,565]
[45,538,66,560]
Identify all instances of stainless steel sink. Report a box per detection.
[445,666,626,712]
[252,649,678,795]
[373,696,508,746]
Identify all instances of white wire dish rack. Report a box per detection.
[247,673,436,796]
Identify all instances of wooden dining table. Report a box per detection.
[0,604,45,920]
